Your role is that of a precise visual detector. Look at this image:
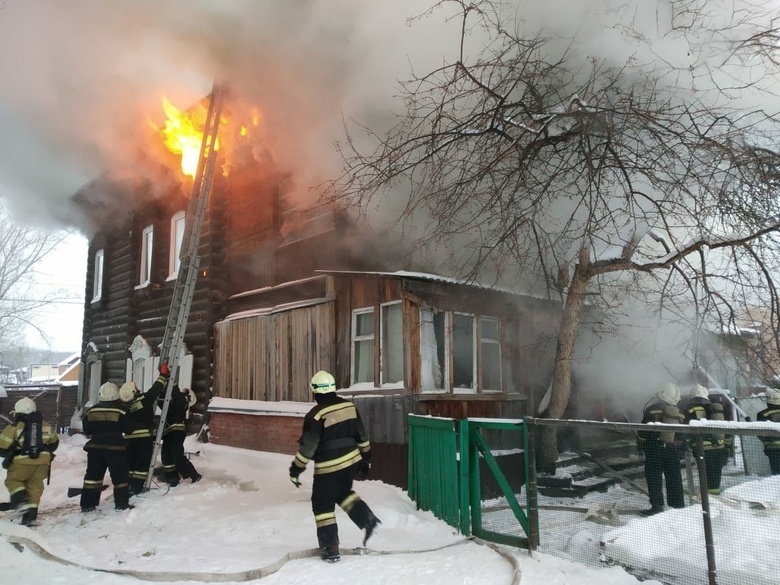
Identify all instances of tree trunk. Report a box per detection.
[538,256,590,473]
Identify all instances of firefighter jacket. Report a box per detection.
[291,393,371,476]
[0,413,59,465]
[125,374,168,440]
[158,387,189,436]
[82,400,132,451]
[756,406,780,450]
[685,398,731,449]
[638,400,684,450]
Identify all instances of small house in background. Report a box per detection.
[74,93,561,488]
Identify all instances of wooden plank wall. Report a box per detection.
[213,302,335,402]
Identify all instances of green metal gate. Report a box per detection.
[407,414,538,548]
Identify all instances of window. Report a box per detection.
[91,249,104,302]
[169,211,185,278]
[453,313,475,392]
[420,309,502,394]
[352,309,375,384]
[420,309,446,392]
[381,302,404,385]
[139,225,154,286]
[480,317,502,391]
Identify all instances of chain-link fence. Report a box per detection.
[521,418,780,585]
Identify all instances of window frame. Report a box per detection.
[91,248,104,303]
[168,211,186,280]
[379,300,404,386]
[419,309,503,395]
[351,307,376,386]
[137,225,154,288]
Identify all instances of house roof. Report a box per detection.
[315,269,537,298]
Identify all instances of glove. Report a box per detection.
[159,362,171,377]
[289,462,303,488]
[358,458,371,480]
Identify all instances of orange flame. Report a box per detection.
[155,97,218,178]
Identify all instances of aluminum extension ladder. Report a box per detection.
[143,82,225,491]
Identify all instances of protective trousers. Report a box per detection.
[4,459,49,510]
[161,430,198,484]
[766,448,780,475]
[644,443,684,508]
[311,464,375,549]
[80,448,130,510]
[703,448,729,491]
[126,436,154,494]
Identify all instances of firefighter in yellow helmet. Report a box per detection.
[118,362,171,495]
[637,382,685,516]
[682,385,730,494]
[80,382,134,512]
[0,397,59,525]
[289,370,380,563]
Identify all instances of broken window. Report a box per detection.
[420,309,502,394]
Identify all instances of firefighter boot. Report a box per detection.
[321,545,340,563]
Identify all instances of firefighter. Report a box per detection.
[118,362,170,495]
[637,382,685,516]
[158,385,201,486]
[80,382,134,512]
[683,385,730,494]
[756,388,780,475]
[288,370,380,563]
[0,397,59,526]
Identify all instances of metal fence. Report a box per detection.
[525,418,780,585]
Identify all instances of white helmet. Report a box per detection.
[689,384,709,401]
[767,388,780,406]
[310,370,337,394]
[99,382,120,402]
[657,382,681,406]
[13,397,36,415]
[119,382,138,403]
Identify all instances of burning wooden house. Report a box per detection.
[75,91,560,487]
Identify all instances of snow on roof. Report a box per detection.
[229,275,326,301]
[221,296,334,322]
[315,269,539,298]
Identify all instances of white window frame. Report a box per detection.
[168,211,186,280]
[138,225,154,287]
[380,301,404,386]
[91,249,104,302]
[351,307,375,386]
[479,316,502,392]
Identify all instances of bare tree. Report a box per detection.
[331,0,780,467]
[0,198,69,357]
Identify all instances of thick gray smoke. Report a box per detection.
[0,0,452,227]
[1,1,776,226]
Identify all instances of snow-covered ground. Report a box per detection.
[1,434,777,584]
